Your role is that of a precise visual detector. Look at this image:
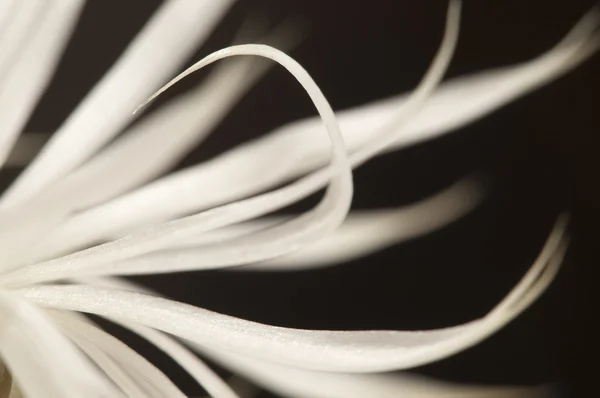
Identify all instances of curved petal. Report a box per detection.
[0,292,121,398]
[0,0,18,37]
[16,216,568,373]
[0,0,84,168]
[238,178,481,270]
[111,320,240,398]
[19,0,462,267]
[0,55,269,269]
[0,42,354,285]
[1,0,237,206]
[19,178,480,278]
[52,311,186,398]
[197,346,552,398]
[36,6,598,253]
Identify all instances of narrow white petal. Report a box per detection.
[113,320,241,398]
[0,0,18,36]
[55,57,269,211]
[16,217,568,373]
[20,1,462,267]
[197,347,552,398]
[19,179,480,278]
[52,311,186,398]
[0,1,46,79]
[75,178,478,273]
[62,326,149,398]
[0,44,353,285]
[0,29,299,268]
[0,56,268,268]
[1,0,236,206]
[0,293,120,397]
[240,178,481,270]
[0,1,47,81]
[39,5,598,251]
[0,0,84,168]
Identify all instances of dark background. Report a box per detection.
[17,0,600,396]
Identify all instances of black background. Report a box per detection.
[15,0,600,396]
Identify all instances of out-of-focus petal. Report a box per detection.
[17,178,480,277]
[197,347,552,398]
[16,216,567,373]
[0,0,84,167]
[0,43,353,284]
[111,320,241,398]
[37,7,597,255]
[52,311,186,398]
[239,178,481,270]
[20,1,461,266]
[0,293,121,398]
[1,0,237,206]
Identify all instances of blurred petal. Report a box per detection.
[198,347,552,398]
[1,0,236,206]
[0,55,269,268]
[0,0,84,167]
[52,311,186,398]
[112,320,240,398]
[17,216,568,373]
[0,27,300,269]
[239,178,481,270]
[60,327,149,398]
[23,1,461,264]
[0,292,120,398]
[0,43,353,284]
[39,6,598,253]
[0,1,46,78]
[21,178,480,277]
[0,0,18,36]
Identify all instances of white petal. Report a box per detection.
[39,6,598,252]
[0,1,46,79]
[0,43,354,285]
[19,1,461,269]
[16,216,568,373]
[1,0,237,206]
[197,347,552,398]
[0,29,300,269]
[0,0,18,35]
[52,57,269,211]
[0,0,84,168]
[20,178,480,278]
[240,178,482,270]
[0,292,120,398]
[60,324,149,398]
[0,56,268,269]
[52,311,186,398]
[112,320,241,398]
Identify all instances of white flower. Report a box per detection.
[0,0,596,397]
